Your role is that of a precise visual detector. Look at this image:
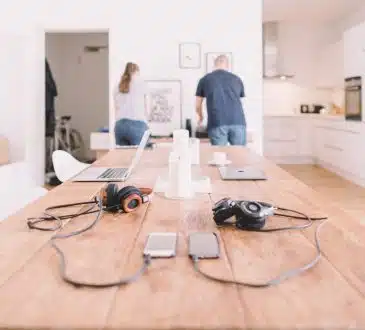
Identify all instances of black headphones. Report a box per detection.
[212,198,275,230]
[100,183,153,213]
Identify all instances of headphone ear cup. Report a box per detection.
[106,183,120,212]
[117,186,142,213]
[236,201,266,230]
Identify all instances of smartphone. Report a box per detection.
[143,232,177,258]
[188,232,220,259]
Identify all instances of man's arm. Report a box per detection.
[195,78,205,126]
[196,96,204,126]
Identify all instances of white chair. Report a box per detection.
[52,150,89,182]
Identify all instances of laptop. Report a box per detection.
[218,166,267,181]
[71,130,151,182]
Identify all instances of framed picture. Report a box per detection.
[179,43,201,69]
[146,80,182,136]
[205,52,233,73]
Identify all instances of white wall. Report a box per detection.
[46,32,109,160]
[263,21,340,115]
[263,81,337,115]
[0,0,263,184]
[0,33,27,162]
[340,3,365,31]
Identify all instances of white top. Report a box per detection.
[114,75,148,122]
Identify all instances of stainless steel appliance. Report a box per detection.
[345,76,362,121]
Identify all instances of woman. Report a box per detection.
[114,62,149,145]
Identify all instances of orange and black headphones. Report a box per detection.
[27,183,153,231]
[100,183,153,213]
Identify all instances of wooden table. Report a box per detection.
[0,145,364,329]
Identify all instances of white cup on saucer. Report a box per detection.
[214,152,227,164]
[208,152,231,166]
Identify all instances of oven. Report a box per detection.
[345,76,362,121]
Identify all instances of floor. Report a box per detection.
[280,164,365,219]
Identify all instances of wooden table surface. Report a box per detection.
[0,145,364,329]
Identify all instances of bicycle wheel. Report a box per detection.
[69,128,85,159]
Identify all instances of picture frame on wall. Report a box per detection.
[179,42,201,69]
[205,52,233,73]
[146,80,182,136]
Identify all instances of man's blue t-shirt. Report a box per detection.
[195,69,245,131]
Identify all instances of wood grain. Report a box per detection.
[0,144,364,329]
[106,194,245,330]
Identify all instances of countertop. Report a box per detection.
[264,113,345,120]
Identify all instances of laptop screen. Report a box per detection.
[126,129,151,173]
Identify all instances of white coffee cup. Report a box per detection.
[213,152,227,165]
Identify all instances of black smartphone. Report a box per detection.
[188,232,220,259]
[143,232,177,258]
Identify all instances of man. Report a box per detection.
[195,55,246,145]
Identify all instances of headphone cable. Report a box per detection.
[28,197,152,288]
[193,207,328,287]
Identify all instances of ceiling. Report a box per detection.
[263,0,364,22]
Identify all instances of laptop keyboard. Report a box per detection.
[98,168,127,179]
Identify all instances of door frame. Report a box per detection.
[31,27,110,185]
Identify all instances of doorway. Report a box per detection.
[45,31,109,184]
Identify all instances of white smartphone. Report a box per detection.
[143,232,178,258]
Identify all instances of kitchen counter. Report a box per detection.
[263,115,365,187]
[264,113,346,120]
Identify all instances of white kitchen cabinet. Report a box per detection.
[314,123,363,180]
[263,116,312,163]
[316,39,344,88]
[344,22,365,78]
[263,117,298,160]
[264,115,365,186]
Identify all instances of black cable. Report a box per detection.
[192,218,327,288]
[27,196,151,288]
[27,199,100,231]
[51,239,151,288]
[27,199,119,231]
[259,207,313,232]
[215,207,326,232]
[274,213,327,221]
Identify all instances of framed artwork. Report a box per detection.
[205,52,233,73]
[146,80,182,136]
[179,42,201,69]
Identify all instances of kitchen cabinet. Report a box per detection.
[263,116,312,163]
[264,115,365,186]
[343,22,365,78]
[313,122,362,177]
[316,39,344,88]
[263,117,297,160]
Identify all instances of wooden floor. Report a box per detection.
[280,164,365,221]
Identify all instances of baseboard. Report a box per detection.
[315,159,365,188]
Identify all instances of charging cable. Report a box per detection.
[191,209,328,287]
[27,196,151,288]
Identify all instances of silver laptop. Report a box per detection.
[218,166,267,181]
[71,130,151,182]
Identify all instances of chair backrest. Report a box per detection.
[52,150,89,182]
